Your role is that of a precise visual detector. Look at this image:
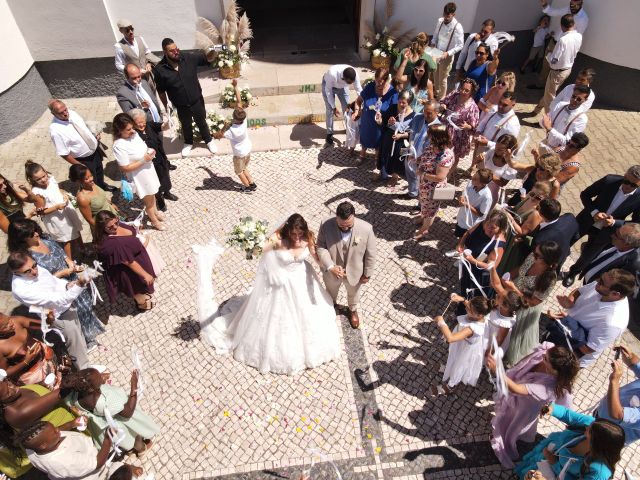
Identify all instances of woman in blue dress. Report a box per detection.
[517,403,625,480]
[466,43,500,103]
[354,67,398,162]
[7,219,105,349]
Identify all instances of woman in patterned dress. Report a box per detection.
[440,78,480,181]
[414,124,454,240]
[7,219,105,349]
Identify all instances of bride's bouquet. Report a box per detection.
[227,217,269,259]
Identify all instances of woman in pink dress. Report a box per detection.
[440,78,480,180]
[415,124,454,240]
[486,342,579,468]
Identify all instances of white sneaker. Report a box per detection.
[207,140,218,154]
[181,144,193,157]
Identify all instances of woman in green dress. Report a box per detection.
[69,164,120,230]
[64,368,159,455]
[493,241,561,367]
[498,181,551,276]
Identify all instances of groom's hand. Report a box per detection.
[360,275,370,284]
[329,266,345,278]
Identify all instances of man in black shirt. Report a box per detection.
[154,38,217,157]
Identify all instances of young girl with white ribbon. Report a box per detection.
[344,101,361,155]
[435,295,492,390]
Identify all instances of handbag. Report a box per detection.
[120,179,134,202]
[429,150,456,201]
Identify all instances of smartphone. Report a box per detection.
[614,347,621,360]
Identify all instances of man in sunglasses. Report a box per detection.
[540,84,589,149]
[563,166,640,285]
[9,251,92,370]
[114,19,161,92]
[474,91,520,161]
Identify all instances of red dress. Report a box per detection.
[418,146,454,217]
[97,223,156,301]
[440,91,480,159]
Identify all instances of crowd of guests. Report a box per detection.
[322,1,639,479]
[0,0,638,478]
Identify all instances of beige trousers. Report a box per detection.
[322,271,362,310]
[433,55,455,100]
[536,67,571,113]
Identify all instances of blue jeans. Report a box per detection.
[405,157,419,197]
[322,79,349,135]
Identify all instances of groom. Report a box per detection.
[317,202,377,329]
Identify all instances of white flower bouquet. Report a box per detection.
[361,27,399,59]
[227,217,269,259]
[176,110,229,142]
[220,85,253,108]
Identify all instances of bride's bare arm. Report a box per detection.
[263,234,281,253]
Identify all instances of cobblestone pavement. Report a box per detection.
[0,76,639,479]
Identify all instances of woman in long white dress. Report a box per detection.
[195,214,341,375]
[112,113,164,231]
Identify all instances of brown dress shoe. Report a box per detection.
[349,310,360,329]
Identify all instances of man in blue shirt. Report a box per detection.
[597,345,640,445]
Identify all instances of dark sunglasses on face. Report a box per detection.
[125,26,134,32]
[496,80,506,86]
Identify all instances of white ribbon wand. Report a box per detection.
[77,261,104,306]
[131,345,145,400]
[103,407,126,466]
[489,336,509,398]
[455,249,494,298]
[513,131,531,158]
[390,112,411,157]
[38,309,65,347]
[445,111,462,131]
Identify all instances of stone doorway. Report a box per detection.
[237,0,362,58]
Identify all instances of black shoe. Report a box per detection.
[163,192,179,201]
[248,183,257,191]
[562,274,576,288]
[324,134,334,147]
[526,84,544,90]
[410,204,421,213]
[168,163,177,171]
[156,196,167,212]
[102,184,118,192]
[235,185,252,193]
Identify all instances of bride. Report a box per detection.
[195,213,341,374]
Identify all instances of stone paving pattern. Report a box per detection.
[0,72,639,479]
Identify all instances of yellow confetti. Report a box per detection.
[314,418,320,424]
[301,416,307,422]
[304,391,311,397]
[375,447,382,454]
[319,427,325,432]
[307,425,313,430]
[296,427,303,433]
[223,410,230,417]
[203,444,208,450]
[367,433,373,439]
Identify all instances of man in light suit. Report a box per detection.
[116,63,163,124]
[317,202,377,329]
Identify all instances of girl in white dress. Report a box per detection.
[478,134,519,206]
[112,113,164,231]
[196,214,341,375]
[25,161,83,259]
[435,295,491,388]
[484,269,524,356]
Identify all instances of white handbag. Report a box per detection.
[431,183,457,201]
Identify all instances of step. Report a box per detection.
[200,56,372,103]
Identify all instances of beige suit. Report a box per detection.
[316,217,376,309]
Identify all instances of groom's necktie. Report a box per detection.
[583,247,623,284]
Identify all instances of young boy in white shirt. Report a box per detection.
[215,80,255,193]
[455,168,493,237]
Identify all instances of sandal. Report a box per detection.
[136,294,155,311]
[152,222,167,231]
[413,230,429,241]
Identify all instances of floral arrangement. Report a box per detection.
[361,28,399,59]
[176,110,229,142]
[195,0,252,67]
[227,217,269,259]
[220,85,252,108]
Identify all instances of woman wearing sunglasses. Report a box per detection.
[465,43,500,103]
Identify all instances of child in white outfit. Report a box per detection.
[344,101,361,155]
[436,295,492,388]
[521,14,550,73]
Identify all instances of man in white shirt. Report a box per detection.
[117,63,163,124]
[541,84,589,149]
[10,251,91,369]
[455,168,493,237]
[549,68,595,115]
[430,2,464,100]
[528,14,582,116]
[549,269,633,368]
[48,100,116,192]
[474,91,520,161]
[406,100,441,205]
[455,19,499,78]
[322,65,363,146]
[19,420,113,480]
[114,19,160,80]
[530,0,588,89]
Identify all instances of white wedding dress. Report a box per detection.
[193,240,341,374]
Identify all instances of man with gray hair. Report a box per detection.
[117,63,163,124]
[48,100,116,192]
[563,166,640,287]
[114,19,160,89]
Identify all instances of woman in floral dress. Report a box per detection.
[415,124,454,240]
[440,78,480,180]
